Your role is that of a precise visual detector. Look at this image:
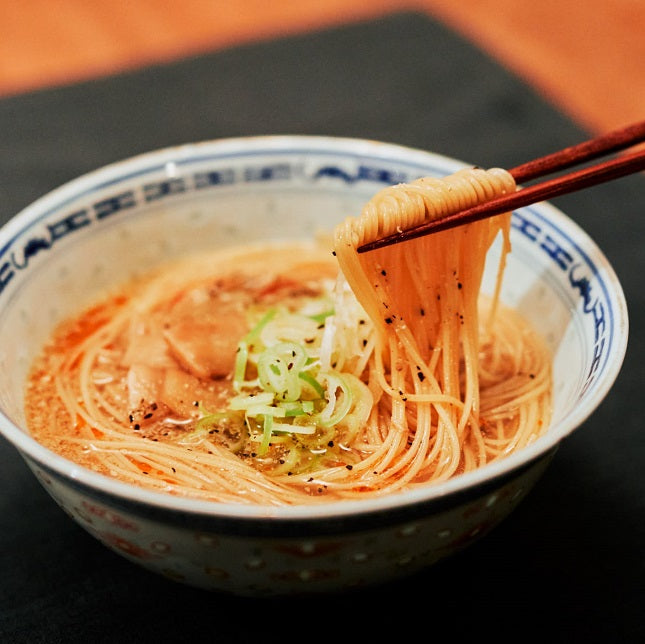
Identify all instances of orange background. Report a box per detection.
[1,0,643,134]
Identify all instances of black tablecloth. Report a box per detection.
[1,12,643,643]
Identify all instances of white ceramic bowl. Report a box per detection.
[0,136,628,595]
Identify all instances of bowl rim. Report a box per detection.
[0,134,629,522]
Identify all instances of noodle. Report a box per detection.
[24,167,552,505]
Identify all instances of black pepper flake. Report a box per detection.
[133,424,140,430]
[420,308,425,316]
[362,339,367,347]
[381,269,387,276]
[529,373,535,379]
[417,372,426,382]
[327,440,334,447]
[457,282,463,289]
[385,317,393,324]
[345,464,353,470]
[307,477,314,482]
[143,412,153,419]
[128,414,134,423]
[171,467,176,473]
[359,319,366,325]
[332,250,336,256]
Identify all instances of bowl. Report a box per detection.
[0,135,628,595]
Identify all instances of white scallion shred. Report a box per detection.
[227,290,373,450]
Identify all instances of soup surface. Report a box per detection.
[25,239,551,505]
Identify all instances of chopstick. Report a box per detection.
[357,119,645,253]
[509,118,645,182]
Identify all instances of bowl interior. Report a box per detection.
[0,136,628,514]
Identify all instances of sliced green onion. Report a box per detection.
[259,414,273,454]
[257,341,308,402]
[301,400,315,413]
[309,309,334,324]
[233,309,279,392]
[229,392,275,409]
[232,340,249,392]
[226,301,371,447]
[318,373,353,427]
[244,308,277,344]
[298,371,325,397]
[278,400,315,416]
[272,422,316,435]
[284,409,305,417]
[245,404,286,418]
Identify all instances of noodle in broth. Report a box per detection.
[24,167,552,505]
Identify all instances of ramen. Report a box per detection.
[24,166,552,505]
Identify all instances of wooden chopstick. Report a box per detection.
[357,119,645,253]
[509,118,645,182]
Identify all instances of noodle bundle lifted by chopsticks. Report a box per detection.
[333,167,551,489]
[25,167,552,505]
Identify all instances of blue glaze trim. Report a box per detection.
[512,205,614,395]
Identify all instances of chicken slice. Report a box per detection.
[162,289,249,379]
